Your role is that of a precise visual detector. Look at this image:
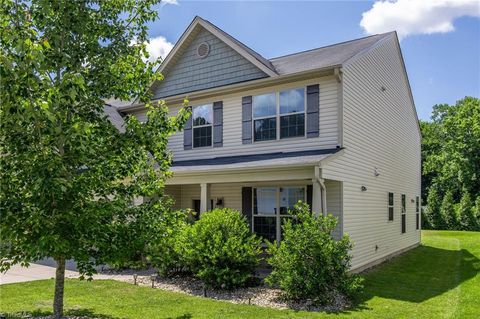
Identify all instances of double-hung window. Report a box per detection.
[280,88,305,138]
[192,104,213,148]
[253,88,306,142]
[388,192,394,221]
[253,93,277,141]
[253,186,305,243]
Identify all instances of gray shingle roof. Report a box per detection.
[269,32,394,75]
[200,17,394,76]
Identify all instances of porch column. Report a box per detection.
[200,183,211,213]
[311,179,322,215]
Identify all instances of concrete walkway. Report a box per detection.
[0,262,79,285]
[0,259,145,285]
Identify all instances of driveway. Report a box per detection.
[0,261,79,285]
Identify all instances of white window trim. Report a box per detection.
[401,194,407,234]
[192,104,213,149]
[388,192,394,222]
[252,88,307,143]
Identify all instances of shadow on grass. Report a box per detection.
[349,245,479,309]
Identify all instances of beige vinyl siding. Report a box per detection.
[179,184,200,209]
[325,179,342,240]
[164,185,182,210]
[322,35,421,270]
[131,76,340,161]
[165,183,243,212]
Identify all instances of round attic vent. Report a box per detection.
[196,42,210,58]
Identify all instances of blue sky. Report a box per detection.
[147,0,480,121]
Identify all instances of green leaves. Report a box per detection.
[266,202,363,303]
[0,0,183,279]
[177,209,262,289]
[421,97,480,231]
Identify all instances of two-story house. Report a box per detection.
[114,16,421,272]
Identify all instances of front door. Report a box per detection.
[252,186,305,243]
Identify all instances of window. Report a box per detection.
[388,192,394,221]
[253,93,276,142]
[192,104,213,148]
[252,88,306,142]
[401,194,406,233]
[416,196,420,230]
[253,186,305,242]
[253,187,277,242]
[280,88,305,138]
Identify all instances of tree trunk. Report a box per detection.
[53,256,66,319]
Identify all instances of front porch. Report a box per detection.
[164,166,343,241]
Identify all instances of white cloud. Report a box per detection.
[161,0,178,6]
[360,0,480,40]
[145,36,174,63]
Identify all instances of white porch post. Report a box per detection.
[200,183,211,213]
[312,166,327,216]
[312,179,322,215]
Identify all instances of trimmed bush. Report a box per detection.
[177,208,262,289]
[266,203,363,303]
[147,208,192,276]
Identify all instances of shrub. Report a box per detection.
[147,208,192,276]
[177,208,262,289]
[266,203,363,303]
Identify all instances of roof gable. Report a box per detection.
[151,17,277,100]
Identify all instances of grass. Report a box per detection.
[1,230,479,319]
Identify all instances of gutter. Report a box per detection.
[118,65,340,113]
[314,165,327,216]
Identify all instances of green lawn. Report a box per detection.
[1,230,479,319]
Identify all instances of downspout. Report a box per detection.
[314,166,327,216]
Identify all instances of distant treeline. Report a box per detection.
[421,96,480,231]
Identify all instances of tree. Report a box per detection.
[439,191,457,230]
[473,197,480,231]
[458,192,478,231]
[421,97,480,203]
[0,1,189,318]
[426,187,442,229]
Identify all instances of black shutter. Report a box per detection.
[183,108,192,150]
[213,101,223,147]
[306,84,319,138]
[242,96,253,144]
[401,214,406,233]
[242,187,253,230]
[306,185,313,212]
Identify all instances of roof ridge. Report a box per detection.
[269,32,394,61]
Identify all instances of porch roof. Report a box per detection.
[170,148,342,173]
